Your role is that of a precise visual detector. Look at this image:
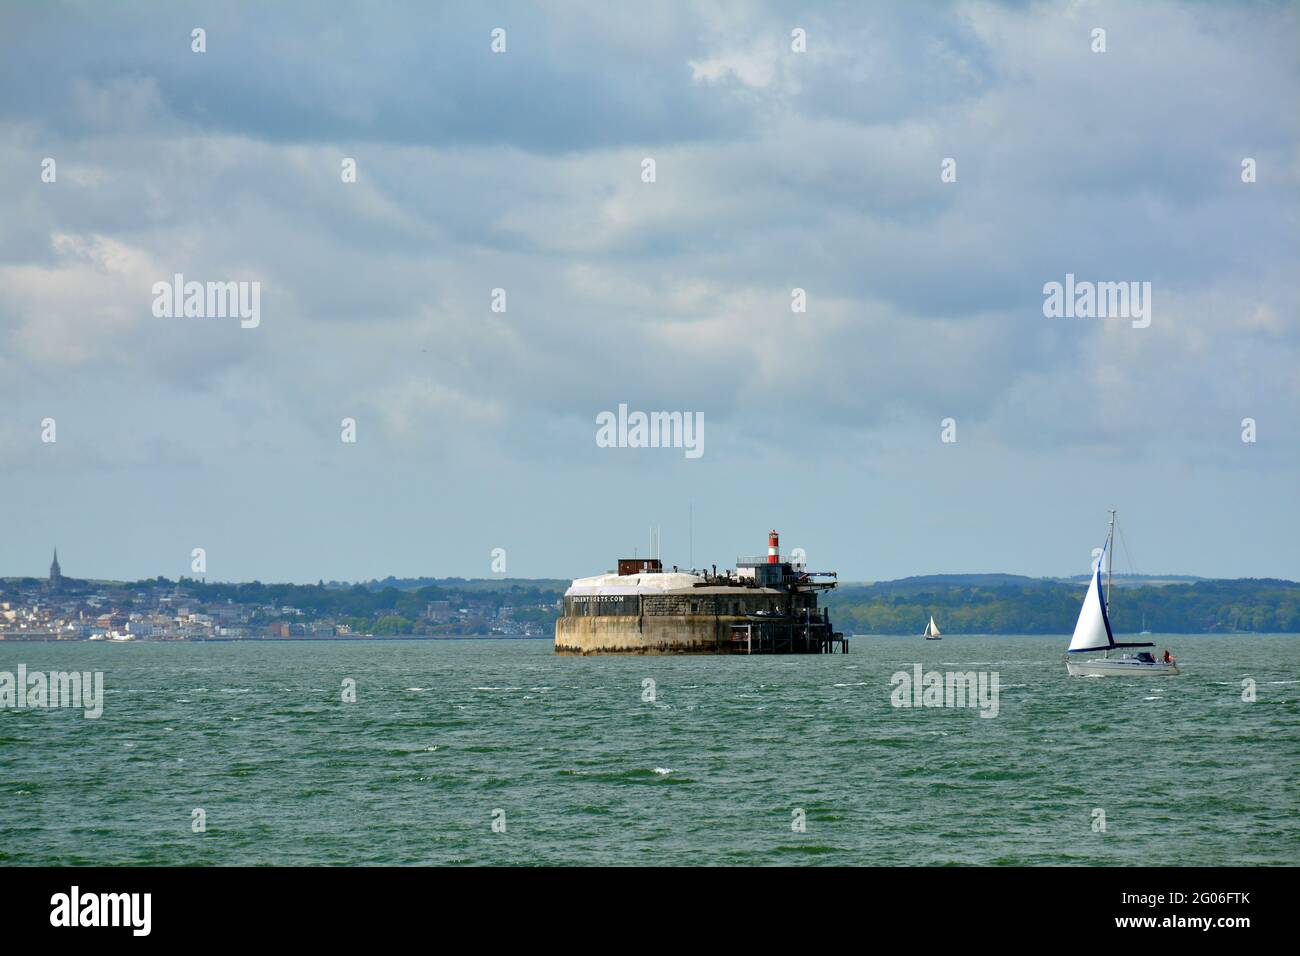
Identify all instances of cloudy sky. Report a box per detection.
[1,1,1297,583]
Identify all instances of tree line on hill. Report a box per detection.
[823,578,1300,634]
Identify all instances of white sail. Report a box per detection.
[926,616,941,637]
[1068,546,1114,652]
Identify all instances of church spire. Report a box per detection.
[49,548,62,591]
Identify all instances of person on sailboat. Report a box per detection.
[1163,649,1174,664]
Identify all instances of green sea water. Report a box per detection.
[1,636,1296,866]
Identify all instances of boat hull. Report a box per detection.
[1066,657,1179,677]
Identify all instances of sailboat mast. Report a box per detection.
[1106,509,1115,612]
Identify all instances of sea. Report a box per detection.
[1,635,1296,866]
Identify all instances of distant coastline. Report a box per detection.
[826,574,1300,635]
[3,571,1298,641]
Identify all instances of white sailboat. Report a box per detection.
[1066,511,1179,676]
[923,615,942,640]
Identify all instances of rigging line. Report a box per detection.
[1116,517,1141,579]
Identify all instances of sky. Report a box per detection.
[1,1,1297,584]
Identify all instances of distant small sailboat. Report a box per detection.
[1140,613,1152,636]
[1066,511,1178,676]
[923,615,942,640]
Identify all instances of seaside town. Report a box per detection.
[0,550,561,642]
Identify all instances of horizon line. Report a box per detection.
[5,571,1299,588]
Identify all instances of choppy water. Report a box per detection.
[1,636,1296,865]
